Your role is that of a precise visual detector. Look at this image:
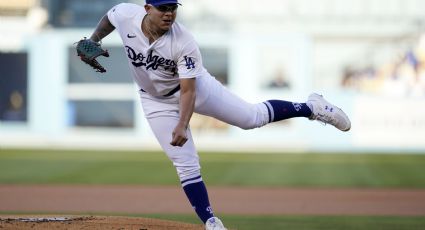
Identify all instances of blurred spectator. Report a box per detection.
[267,68,291,89]
[0,52,28,122]
[341,65,376,92]
[26,1,48,31]
[1,91,26,121]
[341,34,425,97]
[341,66,356,88]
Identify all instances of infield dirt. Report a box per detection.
[0,215,204,230]
[1,185,425,229]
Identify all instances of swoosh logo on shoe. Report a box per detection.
[127,34,136,38]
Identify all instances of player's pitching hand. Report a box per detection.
[171,124,188,147]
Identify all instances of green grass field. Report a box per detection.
[1,148,425,229]
[1,149,425,187]
[145,214,425,230]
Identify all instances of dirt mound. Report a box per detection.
[0,215,204,230]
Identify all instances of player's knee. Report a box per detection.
[236,119,261,130]
[239,122,262,130]
[237,103,269,130]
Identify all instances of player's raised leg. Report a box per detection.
[195,77,311,129]
[195,76,350,131]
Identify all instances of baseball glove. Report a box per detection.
[76,38,109,73]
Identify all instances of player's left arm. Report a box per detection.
[170,78,196,147]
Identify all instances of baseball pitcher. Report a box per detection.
[76,1,351,229]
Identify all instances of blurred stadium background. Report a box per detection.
[1,0,425,152]
[2,1,425,229]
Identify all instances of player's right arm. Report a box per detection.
[89,15,115,42]
[170,78,196,147]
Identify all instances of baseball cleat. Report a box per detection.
[205,217,227,230]
[306,93,351,131]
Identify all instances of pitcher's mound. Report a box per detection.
[0,215,204,230]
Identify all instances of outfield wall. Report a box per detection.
[1,29,425,153]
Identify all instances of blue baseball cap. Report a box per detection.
[146,0,181,6]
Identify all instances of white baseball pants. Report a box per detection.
[139,76,270,182]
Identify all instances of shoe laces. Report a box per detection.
[315,112,337,126]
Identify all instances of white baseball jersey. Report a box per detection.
[107,3,209,97]
[105,3,269,183]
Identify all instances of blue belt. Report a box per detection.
[140,84,181,97]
